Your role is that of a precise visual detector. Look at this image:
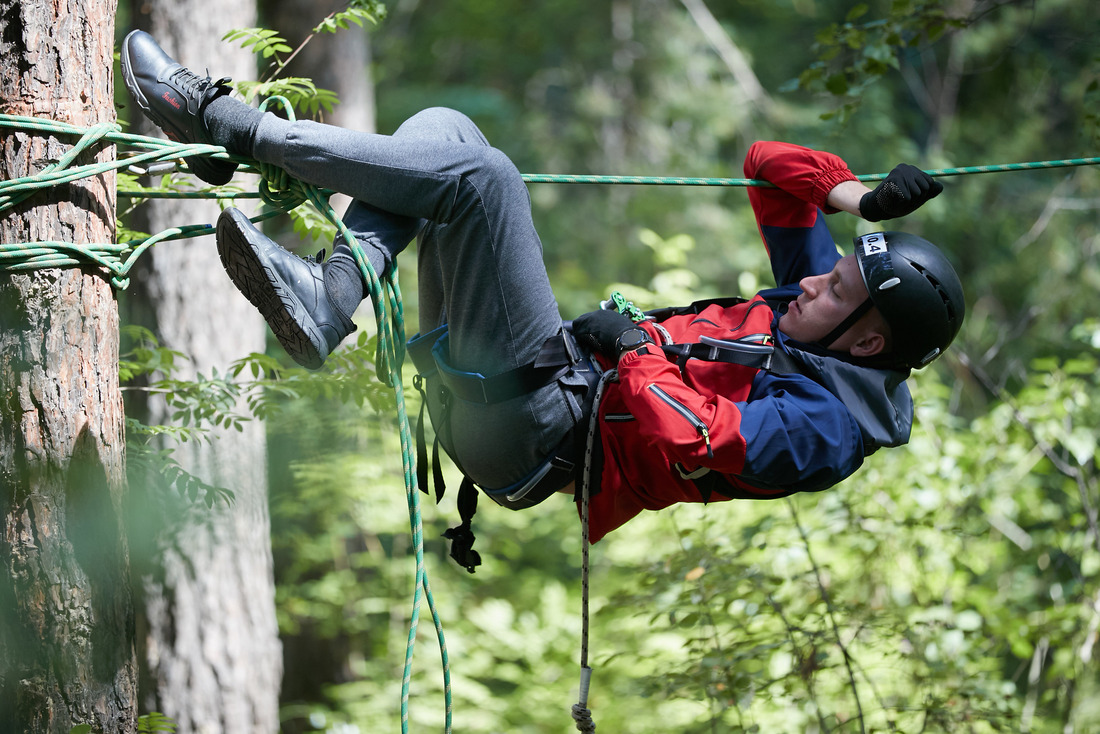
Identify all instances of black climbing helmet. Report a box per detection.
[853,231,965,369]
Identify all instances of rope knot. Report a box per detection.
[571,703,596,733]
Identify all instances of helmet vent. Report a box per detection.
[912,261,957,323]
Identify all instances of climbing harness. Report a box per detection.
[3,107,1098,732]
[407,321,601,571]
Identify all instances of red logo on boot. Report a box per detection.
[162,91,181,110]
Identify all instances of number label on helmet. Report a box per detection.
[858,233,888,258]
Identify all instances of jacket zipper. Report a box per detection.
[647,384,714,458]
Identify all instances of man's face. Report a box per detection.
[778,255,872,349]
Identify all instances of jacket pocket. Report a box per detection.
[646,384,714,458]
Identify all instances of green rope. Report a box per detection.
[519,157,1100,186]
[248,98,454,734]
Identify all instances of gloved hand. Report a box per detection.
[572,309,638,360]
[859,163,943,222]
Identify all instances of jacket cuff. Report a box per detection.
[813,167,859,213]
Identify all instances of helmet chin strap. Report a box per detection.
[816,297,874,351]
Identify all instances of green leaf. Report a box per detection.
[825,73,849,95]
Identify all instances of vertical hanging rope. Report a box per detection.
[571,370,615,734]
[251,97,453,734]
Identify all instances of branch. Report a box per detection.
[787,499,867,733]
[678,0,773,115]
[955,351,1100,556]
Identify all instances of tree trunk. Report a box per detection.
[124,2,283,733]
[0,1,137,733]
[267,0,376,218]
[268,0,376,132]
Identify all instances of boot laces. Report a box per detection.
[167,66,221,100]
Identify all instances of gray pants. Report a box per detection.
[251,108,588,487]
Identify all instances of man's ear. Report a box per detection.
[849,330,886,358]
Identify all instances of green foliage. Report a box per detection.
[120,326,233,507]
[224,1,385,119]
[785,0,966,122]
[119,324,393,510]
[126,420,234,508]
[234,77,341,119]
[137,712,178,733]
[312,0,387,35]
[286,199,339,245]
[222,27,294,60]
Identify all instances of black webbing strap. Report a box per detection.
[413,377,481,571]
[442,478,482,573]
[433,330,579,404]
[816,297,874,351]
[413,380,448,503]
[659,335,799,375]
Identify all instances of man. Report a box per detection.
[120,31,964,548]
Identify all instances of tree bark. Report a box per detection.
[0,1,137,733]
[124,2,283,732]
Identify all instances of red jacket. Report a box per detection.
[587,141,897,542]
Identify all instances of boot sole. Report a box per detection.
[216,209,326,370]
[120,31,237,186]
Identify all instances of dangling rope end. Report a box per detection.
[571,666,596,733]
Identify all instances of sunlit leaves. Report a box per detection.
[312,0,386,35]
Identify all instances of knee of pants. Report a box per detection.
[453,147,529,213]
[397,107,490,146]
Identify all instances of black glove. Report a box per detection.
[572,309,638,360]
[859,163,943,222]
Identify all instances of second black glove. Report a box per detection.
[859,163,943,222]
[571,309,640,360]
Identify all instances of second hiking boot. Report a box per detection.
[216,208,357,370]
[120,30,239,186]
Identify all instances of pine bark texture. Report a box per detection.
[0,1,137,733]
[125,2,283,732]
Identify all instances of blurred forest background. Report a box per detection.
[114,0,1100,732]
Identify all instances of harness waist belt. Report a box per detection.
[409,327,581,404]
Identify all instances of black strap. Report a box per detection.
[816,297,874,351]
[415,386,430,497]
[434,330,578,404]
[659,335,800,375]
[413,375,449,503]
[442,478,482,573]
